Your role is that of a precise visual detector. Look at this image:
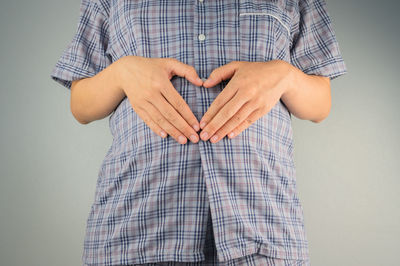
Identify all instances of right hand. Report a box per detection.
[115,55,204,144]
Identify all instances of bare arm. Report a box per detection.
[68,55,203,144]
[280,60,332,123]
[196,60,334,143]
[70,60,125,124]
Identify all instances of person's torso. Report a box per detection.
[83,1,309,264]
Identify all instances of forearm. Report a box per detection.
[70,60,126,124]
[279,60,331,123]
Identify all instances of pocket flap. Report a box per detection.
[238,0,292,37]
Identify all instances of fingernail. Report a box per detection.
[228,132,235,138]
[160,130,167,138]
[211,135,218,142]
[200,131,208,140]
[178,135,186,144]
[197,77,203,83]
[192,124,200,131]
[200,121,207,129]
[190,134,198,142]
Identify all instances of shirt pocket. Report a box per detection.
[238,0,292,62]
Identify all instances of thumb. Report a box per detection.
[203,61,239,88]
[167,58,203,86]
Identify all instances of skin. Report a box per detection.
[198,59,331,143]
[70,56,331,145]
[71,56,203,144]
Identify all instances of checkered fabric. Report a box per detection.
[50,0,347,265]
[125,209,310,266]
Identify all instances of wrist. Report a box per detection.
[279,60,298,101]
[111,56,132,95]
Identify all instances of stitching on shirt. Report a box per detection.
[239,12,290,36]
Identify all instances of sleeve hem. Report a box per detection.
[50,57,98,90]
[301,55,348,80]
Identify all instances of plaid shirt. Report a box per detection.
[50,0,347,265]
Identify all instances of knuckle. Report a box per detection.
[151,80,163,90]
[233,115,242,122]
[143,91,154,100]
[230,60,240,67]
[158,83,168,93]
[165,127,177,138]
[163,109,174,119]
[215,127,226,135]
[258,105,268,114]
[167,113,178,123]
[206,123,216,133]
[182,125,194,136]
[160,86,170,97]
[220,111,231,120]
[147,124,158,133]
[247,86,258,97]
[174,133,182,140]
[167,129,177,138]
[152,57,162,65]
[252,97,263,106]
[141,115,150,124]
[246,117,254,125]
[163,125,174,134]
[229,107,238,117]
[234,129,242,137]
[171,58,181,66]
[174,100,185,111]
[155,115,164,125]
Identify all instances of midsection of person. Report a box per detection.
[51,0,347,264]
[87,1,304,263]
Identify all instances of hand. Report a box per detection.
[198,59,292,143]
[116,56,204,144]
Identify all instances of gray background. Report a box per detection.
[1,0,399,265]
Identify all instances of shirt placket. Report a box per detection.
[193,0,227,261]
[193,0,216,254]
[194,0,208,117]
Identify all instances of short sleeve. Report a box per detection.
[289,0,347,80]
[50,0,112,90]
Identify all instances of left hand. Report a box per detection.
[199,59,293,143]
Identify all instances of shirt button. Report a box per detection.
[198,34,206,41]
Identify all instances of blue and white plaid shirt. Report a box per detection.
[51,0,347,265]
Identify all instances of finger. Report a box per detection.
[134,106,168,139]
[199,76,239,129]
[142,100,189,144]
[208,101,257,143]
[161,80,201,132]
[152,93,200,143]
[200,90,249,142]
[166,58,203,87]
[227,109,261,139]
[202,61,240,88]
